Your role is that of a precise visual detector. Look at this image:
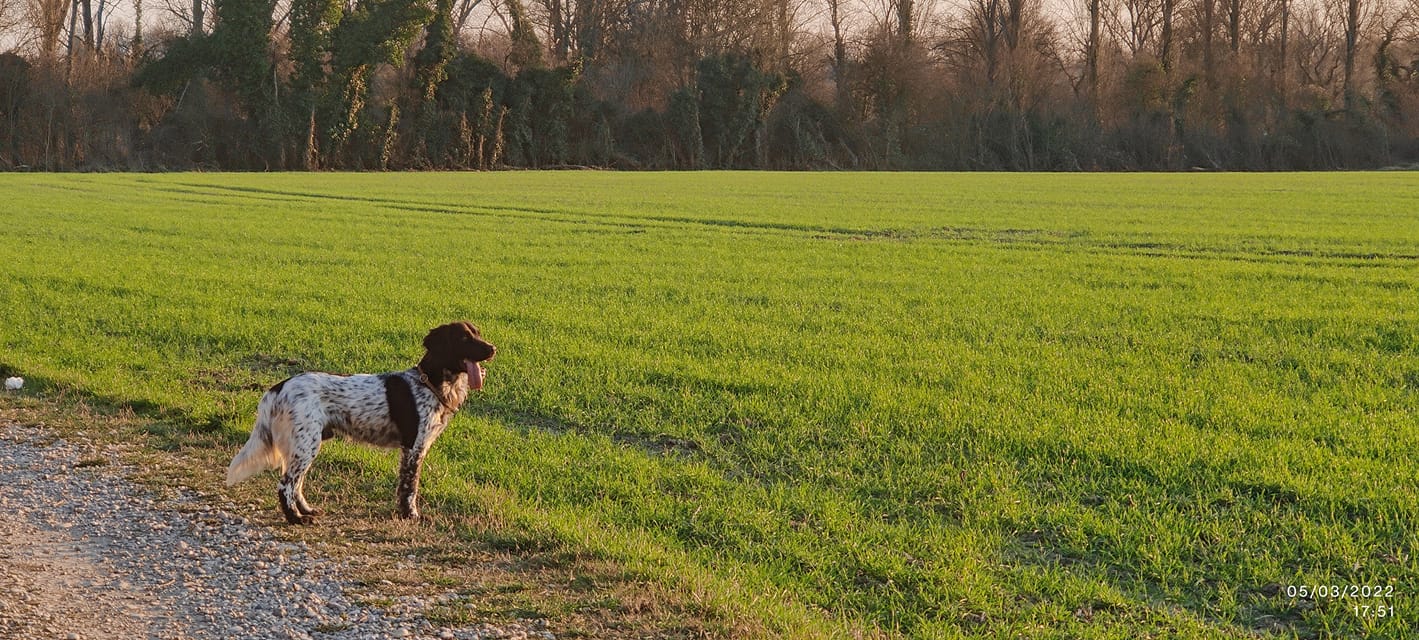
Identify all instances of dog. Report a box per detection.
[225,322,496,524]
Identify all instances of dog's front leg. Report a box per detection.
[396,446,428,519]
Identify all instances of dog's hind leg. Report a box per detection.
[292,436,323,516]
[293,470,321,517]
[278,441,322,525]
[278,457,316,524]
[294,470,321,517]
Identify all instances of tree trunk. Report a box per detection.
[66,0,79,79]
[1161,0,1174,71]
[572,0,599,61]
[193,0,205,36]
[773,0,789,65]
[549,0,568,62]
[1277,0,1288,95]
[94,0,108,48]
[305,107,318,170]
[828,0,848,111]
[1227,0,1240,54]
[131,0,143,62]
[81,0,93,48]
[896,0,912,43]
[981,0,1001,84]
[1087,0,1100,108]
[1201,0,1215,87]
[1004,0,1023,52]
[1343,0,1360,110]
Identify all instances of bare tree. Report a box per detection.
[527,0,569,60]
[896,0,913,41]
[827,0,848,109]
[1087,0,1101,107]
[130,0,142,61]
[29,0,71,59]
[152,0,201,36]
[774,0,792,64]
[959,0,1003,83]
[1276,0,1290,91]
[65,0,78,74]
[77,0,91,47]
[1292,0,1340,91]
[1226,0,1241,52]
[453,0,478,34]
[1161,0,1174,68]
[0,0,23,34]
[1110,0,1161,57]
[1372,3,1412,111]
[1342,0,1362,107]
[1200,0,1216,85]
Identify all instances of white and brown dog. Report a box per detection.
[226,322,496,524]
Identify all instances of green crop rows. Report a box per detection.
[2,172,1416,638]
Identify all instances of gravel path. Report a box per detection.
[0,424,553,640]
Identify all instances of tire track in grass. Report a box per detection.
[131,179,1419,267]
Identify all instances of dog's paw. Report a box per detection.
[284,513,316,526]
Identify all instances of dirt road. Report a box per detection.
[0,424,549,640]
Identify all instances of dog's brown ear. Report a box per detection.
[423,324,453,350]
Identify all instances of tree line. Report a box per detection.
[1,0,1417,170]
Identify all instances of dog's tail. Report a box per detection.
[226,385,289,485]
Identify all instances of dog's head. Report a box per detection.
[421,322,496,389]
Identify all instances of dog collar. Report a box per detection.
[415,366,459,414]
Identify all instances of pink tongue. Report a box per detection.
[466,361,485,390]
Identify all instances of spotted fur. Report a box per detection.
[226,322,495,524]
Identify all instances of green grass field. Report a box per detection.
[2,172,1416,638]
